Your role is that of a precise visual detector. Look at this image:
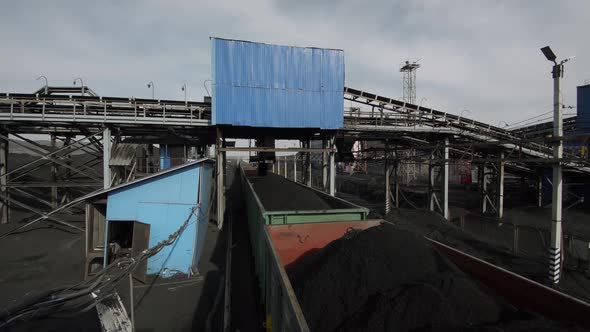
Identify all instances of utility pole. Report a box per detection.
[540,46,574,286]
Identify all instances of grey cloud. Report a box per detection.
[1,0,589,125]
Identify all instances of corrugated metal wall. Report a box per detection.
[106,162,213,276]
[211,38,344,129]
[577,84,590,134]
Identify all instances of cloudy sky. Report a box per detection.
[1,0,589,126]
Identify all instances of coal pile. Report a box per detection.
[288,224,584,332]
[249,173,332,211]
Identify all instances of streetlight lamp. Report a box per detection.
[540,45,574,287]
[498,120,509,128]
[73,77,84,95]
[36,75,48,94]
[181,83,187,104]
[458,109,471,124]
[147,81,155,99]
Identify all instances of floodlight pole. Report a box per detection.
[549,57,564,286]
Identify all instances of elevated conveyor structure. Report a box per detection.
[342,87,590,173]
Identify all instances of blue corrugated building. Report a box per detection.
[83,159,214,280]
[211,38,345,129]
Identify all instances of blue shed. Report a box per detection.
[211,38,345,129]
[83,159,215,280]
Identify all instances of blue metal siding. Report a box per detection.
[211,38,344,129]
[105,163,213,276]
[578,85,590,134]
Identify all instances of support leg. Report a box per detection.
[549,163,563,285]
[306,140,312,187]
[385,142,391,214]
[216,128,225,229]
[443,138,449,220]
[0,137,8,223]
[481,165,488,214]
[429,154,435,212]
[497,151,505,220]
[293,153,297,182]
[103,128,112,189]
[537,175,543,207]
[322,137,328,192]
[283,156,287,178]
[51,134,58,208]
[329,135,335,196]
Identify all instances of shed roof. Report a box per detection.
[80,158,215,203]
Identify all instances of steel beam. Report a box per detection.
[0,133,101,181]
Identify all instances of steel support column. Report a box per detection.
[0,137,8,223]
[305,140,312,187]
[429,154,435,212]
[497,151,505,220]
[329,135,336,196]
[385,146,393,215]
[283,156,287,178]
[322,137,328,192]
[549,62,564,286]
[51,134,58,208]
[537,175,543,207]
[293,153,297,182]
[216,128,225,229]
[481,165,488,214]
[443,138,449,220]
[394,160,399,209]
[103,128,111,189]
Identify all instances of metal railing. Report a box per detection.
[0,95,211,127]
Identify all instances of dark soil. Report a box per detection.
[288,224,585,332]
[249,173,333,211]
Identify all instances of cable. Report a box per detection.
[0,207,198,328]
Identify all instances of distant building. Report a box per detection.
[82,159,215,281]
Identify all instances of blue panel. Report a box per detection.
[105,163,212,276]
[193,164,214,269]
[159,145,171,170]
[578,85,590,134]
[211,38,344,129]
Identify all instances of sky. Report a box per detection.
[1,0,589,127]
